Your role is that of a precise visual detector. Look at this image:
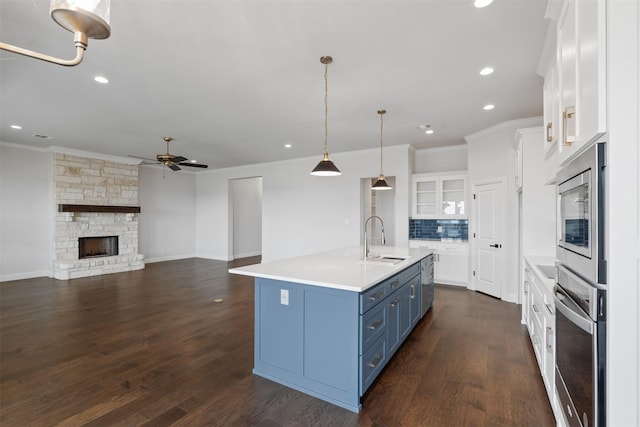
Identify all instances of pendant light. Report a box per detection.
[311,56,341,176]
[372,109,392,190]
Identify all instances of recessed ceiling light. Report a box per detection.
[94,76,109,84]
[33,134,53,139]
[425,129,435,135]
[474,0,494,8]
[483,104,495,110]
[284,144,292,149]
[10,125,22,130]
[479,67,494,76]
[190,159,198,163]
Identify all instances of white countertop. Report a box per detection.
[229,246,433,292]
[524,255,556,294]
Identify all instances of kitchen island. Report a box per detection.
[229,246,432,412]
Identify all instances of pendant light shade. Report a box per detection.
[311,56,341,176]
[372,109,392,190]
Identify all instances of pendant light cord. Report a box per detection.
[378,110,385,175]
[324,62,329,156]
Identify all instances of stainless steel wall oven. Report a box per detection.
[555,142,607,427]
[554,264,606,427]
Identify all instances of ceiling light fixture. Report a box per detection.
[94,76,109,84]
[479,67,494,76]
[483,104,495,110]
[10,125,22,130]
[0,0,111,67]
[474,0,494,8]
[372,110,392,191]
[425,129,435,135]
[311,56,341,176]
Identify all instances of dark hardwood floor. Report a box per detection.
[0,258,555,426]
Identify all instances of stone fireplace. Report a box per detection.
[53,154,144,280]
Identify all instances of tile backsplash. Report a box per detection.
[409,218,469,241]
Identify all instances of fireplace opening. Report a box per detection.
[79,236,119,259]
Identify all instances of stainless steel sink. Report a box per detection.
[359,255,411,266]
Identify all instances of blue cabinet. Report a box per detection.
[253,259,426,413]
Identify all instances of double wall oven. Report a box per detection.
[555,142,606,427]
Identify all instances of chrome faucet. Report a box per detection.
[364,215,385,259]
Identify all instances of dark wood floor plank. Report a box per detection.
[1,258,554,426]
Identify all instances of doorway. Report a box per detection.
[360,176,396,247]
[472,179,505,299]
[230,177,262,260]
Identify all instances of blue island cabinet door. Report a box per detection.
[253,278,361,412]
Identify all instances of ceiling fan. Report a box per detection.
[130,137,208,171]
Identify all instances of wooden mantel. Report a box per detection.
[58,204,141,214]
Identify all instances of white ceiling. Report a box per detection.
[0,0,548,171]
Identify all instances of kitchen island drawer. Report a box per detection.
[360,335,387,393]
[388,262,420,291]
[360,282,387,313]
[360,302,386,353]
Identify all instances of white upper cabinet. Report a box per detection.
[542,61,560,158]
[556,0,607,165]
[412,173,467,219]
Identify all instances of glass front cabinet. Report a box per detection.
[412,173,467,219]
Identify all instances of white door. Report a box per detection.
[473,181,503,298]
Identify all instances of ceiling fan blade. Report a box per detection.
[171,156,188,163]
[168,163,181,171]
[178,162,208,169]
[128,155,160,162]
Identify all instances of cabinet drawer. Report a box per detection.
[388,262,420,291]
[360,283,387,314]
[360,303,386,353]
[360,335,387,393]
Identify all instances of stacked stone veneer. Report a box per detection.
[53,154,144,280]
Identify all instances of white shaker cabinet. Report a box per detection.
[411,173,467,219]
[556,0,607,165]
[409,240,468,286]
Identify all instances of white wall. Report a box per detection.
[138,166,197,262]
[0,143,53,281]
[414,145,468,173]
[196,145,411,262]
[519,127,556,257]
[231,177,262,259]
[465,117,542,303]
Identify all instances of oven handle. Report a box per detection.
[554,289,594,334]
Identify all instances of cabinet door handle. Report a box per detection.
[546,327,553,352]
[368,319,383,330]
[369,291,384,301]
[367,354,383,368]
[389,280,399,289]
[532,334,539,346]
[563,106,576,146]
[410,284,415,299]
[532,304,540,314]
[545,303,554,315]
[546,122,553,142]
[390,299,400,308]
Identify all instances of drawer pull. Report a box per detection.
[367,354,383,368]
[389,280,400,289]
[545,303,554,315]
[368,319,383,330]
[389,299,400,308]
[546,327,554,352]
[532,334,539,346]
[546,122,553,142]
[369,291,384,301]
[532,304,540,314]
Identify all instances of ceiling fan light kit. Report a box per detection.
[311,56,341,177]
[0,0,111,66]
[372,109,392,191]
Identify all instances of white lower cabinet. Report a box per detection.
[409,241,468,286]
[523,257,565,427]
